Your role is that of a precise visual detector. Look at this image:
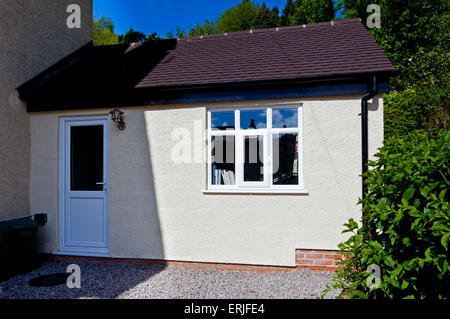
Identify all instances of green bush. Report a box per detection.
[384,85,449,139]
[383,45,450,139]
[326,130,450,299]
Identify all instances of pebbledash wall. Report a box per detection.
[30,95,383,268]
[0,0,92,220]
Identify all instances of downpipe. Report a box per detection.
[361,75,377,203]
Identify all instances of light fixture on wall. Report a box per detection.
[109,109,126,130]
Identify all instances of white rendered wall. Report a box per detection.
[30,95,383,266]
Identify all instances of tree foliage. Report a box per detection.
[252,2,279,30]
[280,0,295,26]
[216,0,261,33]
[325,130,450,299]
[172,0,338,38]
[280,0,335,26]
[93,16,162,45]
[336,0,371,20]
[338,0,450,138]
[187,19,217,37]
[92,15,119,45]
[291,0,335,25]
[173,0,281,38]
[324,1,450,300]
[118,28,146,44]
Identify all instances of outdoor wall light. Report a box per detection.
[109,109,126,130]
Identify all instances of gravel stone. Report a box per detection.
[0,261,341,299]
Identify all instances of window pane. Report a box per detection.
[244,136,264,182]
[211,136,235,185]
[272,133,298,185]
[211,111,235,130]
[240,110,266,129]
[272,108,298,128]
[71,125,103,191]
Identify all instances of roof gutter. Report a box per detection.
[361,75,377,202]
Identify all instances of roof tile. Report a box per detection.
[18,18,395,101]
[135,18,394,88]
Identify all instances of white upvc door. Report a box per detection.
[59,116,109,256]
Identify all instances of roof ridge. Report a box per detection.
[177,18,362,42]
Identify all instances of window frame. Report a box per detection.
[207,103,304,192]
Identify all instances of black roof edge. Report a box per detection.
[17,41,95,100]
[25,71,393,112]
[19,67,395,108]
[133,71,396,93]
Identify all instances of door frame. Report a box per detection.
[58,115,110,257]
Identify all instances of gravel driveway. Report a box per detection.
[0,261,341,299]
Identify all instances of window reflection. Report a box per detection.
[273,133,298,185]
[244,136,264,182]
[240,110,266,129]
[272,108,298,128]
[211,111,235,130]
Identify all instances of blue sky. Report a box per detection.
[93,0,288,37]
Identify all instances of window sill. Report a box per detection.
[203,189,309,195]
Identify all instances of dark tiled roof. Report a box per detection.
[135,18,395,88]
[18,18,395,107]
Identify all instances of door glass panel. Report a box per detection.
[244,135,264,182]
[211,136,235,185]
[272,133,298,185]
[70,125,103,191]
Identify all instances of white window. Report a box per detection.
[207,104,304,193]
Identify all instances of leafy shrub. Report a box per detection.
[383,44,450,139]
[384,85,449,139]
[326,130,450,299]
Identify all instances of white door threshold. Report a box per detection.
[53,250,111,258]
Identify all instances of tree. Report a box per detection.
[92,15,119,45]
[335,0,371,20]
[326,130,450,299]
[145,32,161,42]
[216,0,260,33]
[252,2,279,29]
[188,19,217,37]
[291,0,335,25]
[338,0,449,88]
[327,1,450,298]
[280,0,295,26]
[179,0,280,37]
[175,26,187,38]
[338,0,449,137]
[165,30,176,39]
[165,26,188,39]
[118,28,147,44]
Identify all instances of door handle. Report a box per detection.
[96,181,107,191]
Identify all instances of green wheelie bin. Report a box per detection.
[0,223,10,280]
[4,218,39,273]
